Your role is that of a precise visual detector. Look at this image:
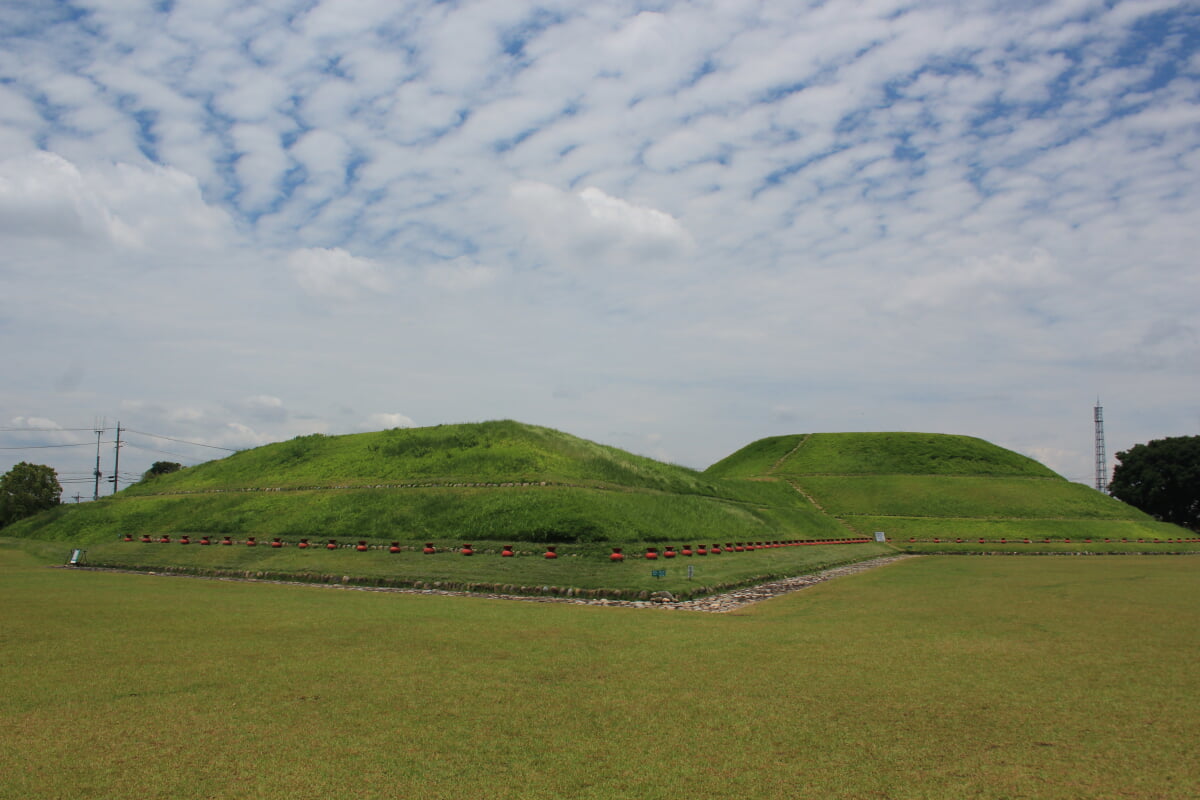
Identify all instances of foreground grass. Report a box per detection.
[1,547,1196,799]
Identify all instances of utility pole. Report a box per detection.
[110,422,122,495]
[93,420,104,501]
[72,493,82,503]
[1094,401,1107,493]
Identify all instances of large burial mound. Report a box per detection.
[6,424,1178,545]
[705,432,1175,541]
[7,421,844,545]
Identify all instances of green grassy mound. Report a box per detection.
[705,431,1181,542]
[706,432,1060,478]
[5,423,1188,562]
[6,421,847,547]
[799,475,1145,519]
[12,484,847,545]
[121,420,726,495]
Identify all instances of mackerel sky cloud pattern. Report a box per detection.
[1,0,1197,485]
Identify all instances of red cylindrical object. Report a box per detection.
[356,541,368,552]
[610,547,625,562]
[271,538,283,548]
[696,546,707,555]
[681,546,693,556]
[159,535,170,543]
[200,536,211,546]
[246,537,257,547]
[327,539,338,550]
[708,544,720,555]
[544,546,557,559]
[221,536,233,546]
[180,535,190,545]
[140,534,152,543]
[645,548,658,560]
[298,539,309,549]
[663,546,676,558]
[423,543,435,554]
[501,546,515,557]
[123,534,133,542]
[389,542,401,554]
[461,544,473,556]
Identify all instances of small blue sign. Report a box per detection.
[651,569,667,578]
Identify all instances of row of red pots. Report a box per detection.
[123,536,872,557]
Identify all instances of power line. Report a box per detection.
[122,442,201,461]
[0,442,103,450]
[123,429,238,451]
[0,426,103,432]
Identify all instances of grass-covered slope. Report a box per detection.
[120,420,725,495]
[705,432,1180,540]
[6,421,847,546]
[8,425,1186,548]
[706,432,1060,479]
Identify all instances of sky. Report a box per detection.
[1,0,1198,496]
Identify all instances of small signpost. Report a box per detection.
[67,549,86,566]
[651,569,666,579]
[874,531,887,542]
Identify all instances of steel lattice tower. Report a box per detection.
[1094,402,1107,493]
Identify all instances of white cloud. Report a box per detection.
[424,257,501,291]
[510,181,694,270]
[890,249,1067,310]
[0,151,230,251]
[366,412,415,430]
[287,247,389,299]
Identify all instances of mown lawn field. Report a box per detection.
[1,543,1196,799]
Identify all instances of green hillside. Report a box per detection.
[704,431,1179,542]
[120,420,727,495]
[6,421,846,546]
[5,424,1187,552]
[706,432,1060,478]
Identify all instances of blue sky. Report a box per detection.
[1,0,1198,492]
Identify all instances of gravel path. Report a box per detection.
[68,554,917,613]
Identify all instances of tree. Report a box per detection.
[0,462,62,528]
[141,461,182,481]
[1109,435,1200,531]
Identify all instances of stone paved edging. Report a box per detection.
[66,554,917,613]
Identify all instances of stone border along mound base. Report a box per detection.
[62,555,917,613]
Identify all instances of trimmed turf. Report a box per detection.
[794,475,1152,520]
[1,548,1195,799]
[707,432,1060,478]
